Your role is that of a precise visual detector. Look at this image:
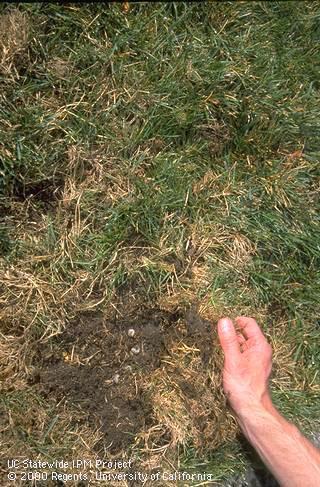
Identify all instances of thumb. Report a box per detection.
[217,317,241,363]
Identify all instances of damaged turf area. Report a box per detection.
[34,304,234,456]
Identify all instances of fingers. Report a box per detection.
[217,317,241,365]
[235,316,265,342]
[237,332,248,352]
[237,333,246,344]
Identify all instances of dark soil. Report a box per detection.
[13,176,64,209]
[33,304,213,454]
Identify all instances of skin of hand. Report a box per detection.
[217,316,320,487]
[218,316,272,411]
[217,316,273,413]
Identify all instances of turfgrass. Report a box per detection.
[0,1,319,485]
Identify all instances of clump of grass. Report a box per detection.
[0,9,29,75]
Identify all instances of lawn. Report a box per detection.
[0,2,319,486]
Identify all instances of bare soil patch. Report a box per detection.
[13,177,64,209]
[33,304,220,454]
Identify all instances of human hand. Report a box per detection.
[217,316,273,414]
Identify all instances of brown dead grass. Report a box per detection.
[0,335,27,391]
[47,57,73,79]
[65,144,136,208]
[142,339,237,453]
[0,9,30,76]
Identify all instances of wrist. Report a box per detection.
[232,396,320,487]
[232,391,280,423]
[233,394,286,449]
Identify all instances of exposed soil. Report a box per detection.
[197,121,231,156]
[13,177,64,208]
[32,304,214,454]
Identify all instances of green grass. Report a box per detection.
[1,1,320,484]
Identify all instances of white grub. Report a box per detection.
[128,328,135,338]
[113,373,120,384]
[130,345,140,355]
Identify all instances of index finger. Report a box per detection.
[235,316,266,342]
